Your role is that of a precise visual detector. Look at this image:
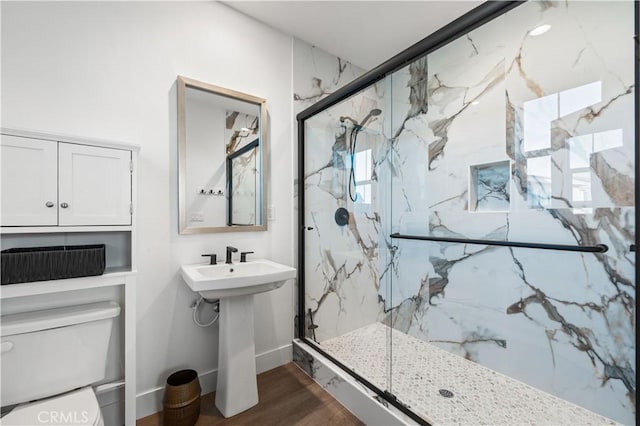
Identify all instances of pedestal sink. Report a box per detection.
[180,259,296,417]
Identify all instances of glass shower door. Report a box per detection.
[387,1,636,424]
[301,82,393,396]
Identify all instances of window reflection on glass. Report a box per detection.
[568,129,623,169]
[524,81,602,153]
[593,128,623,151]
[526,156,551,208]
[354,149,372,204]
[522,80,625,209]
[568,135,592,169]
[567,128,622,206]
[558,81,601,117]
[354,149,372,183]
[523,94,557,152]
[572,172,592,202]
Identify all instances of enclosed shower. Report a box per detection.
[297,1,638,425]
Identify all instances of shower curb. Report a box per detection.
[292,339,417,426]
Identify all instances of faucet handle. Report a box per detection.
[240,251,254,263]
[201,253,217,265]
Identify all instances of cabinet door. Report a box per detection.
[1,135,58,226]
[58,143,132,226]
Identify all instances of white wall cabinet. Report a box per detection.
[1,134,132,227]
[58,143,132,226]
[1,135,58,226]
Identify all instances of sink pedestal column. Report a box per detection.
[215,294,258,417]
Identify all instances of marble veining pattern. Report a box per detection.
[321,323,618,426]
[300,1,635,425]
[383,1,635,424]
[225,110,258,155]
[299,46,387,341]
[293,40,374,338]
[225,111,259,225]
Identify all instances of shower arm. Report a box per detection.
[339,116,360,128]
[340,109,382,130]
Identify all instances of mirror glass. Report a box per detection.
[178,76,267,233]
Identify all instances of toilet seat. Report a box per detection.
[1,387,103,426]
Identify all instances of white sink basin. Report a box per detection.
[180,259,296,299]
[179,258,296,418]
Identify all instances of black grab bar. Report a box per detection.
[389,233,608,253]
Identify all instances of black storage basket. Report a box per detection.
[1,244,106,285]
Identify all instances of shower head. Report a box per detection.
[360,108,382,127]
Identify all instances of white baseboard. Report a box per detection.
[135,343,292,419]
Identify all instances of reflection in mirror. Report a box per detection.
[227,140,259,225]
[178,76,267,234]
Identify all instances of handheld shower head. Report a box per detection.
[341,107,383,203]
[360,108,383,127]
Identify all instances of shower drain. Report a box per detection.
[438,389,454,398]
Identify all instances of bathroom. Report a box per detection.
[0,1,637,425]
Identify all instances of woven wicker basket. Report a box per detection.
[1,244,105,285]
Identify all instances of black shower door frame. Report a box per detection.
[296,2,640,424]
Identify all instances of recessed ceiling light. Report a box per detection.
[530,24,551,36]
[471,101,480,106]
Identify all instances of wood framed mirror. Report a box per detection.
[177,75,267,234]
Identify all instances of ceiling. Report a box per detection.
[223,1,481,70]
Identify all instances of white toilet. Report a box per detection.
[0,301,120,425]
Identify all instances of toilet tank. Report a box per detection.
[0,301,120,407]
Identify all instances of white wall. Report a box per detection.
[1,1,295,418]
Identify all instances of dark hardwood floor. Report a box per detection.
[137,363,364,426]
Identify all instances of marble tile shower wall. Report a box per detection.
[293,39,390,341]
[385,1,635,424]
[301,87,388,342]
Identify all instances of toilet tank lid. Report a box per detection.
[1,301,120,337]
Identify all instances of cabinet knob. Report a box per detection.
[45,201,54,208]
[60,202,69,208]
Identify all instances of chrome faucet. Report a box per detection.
[226,246,238,264]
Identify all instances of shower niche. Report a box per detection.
[469,160,511,212]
